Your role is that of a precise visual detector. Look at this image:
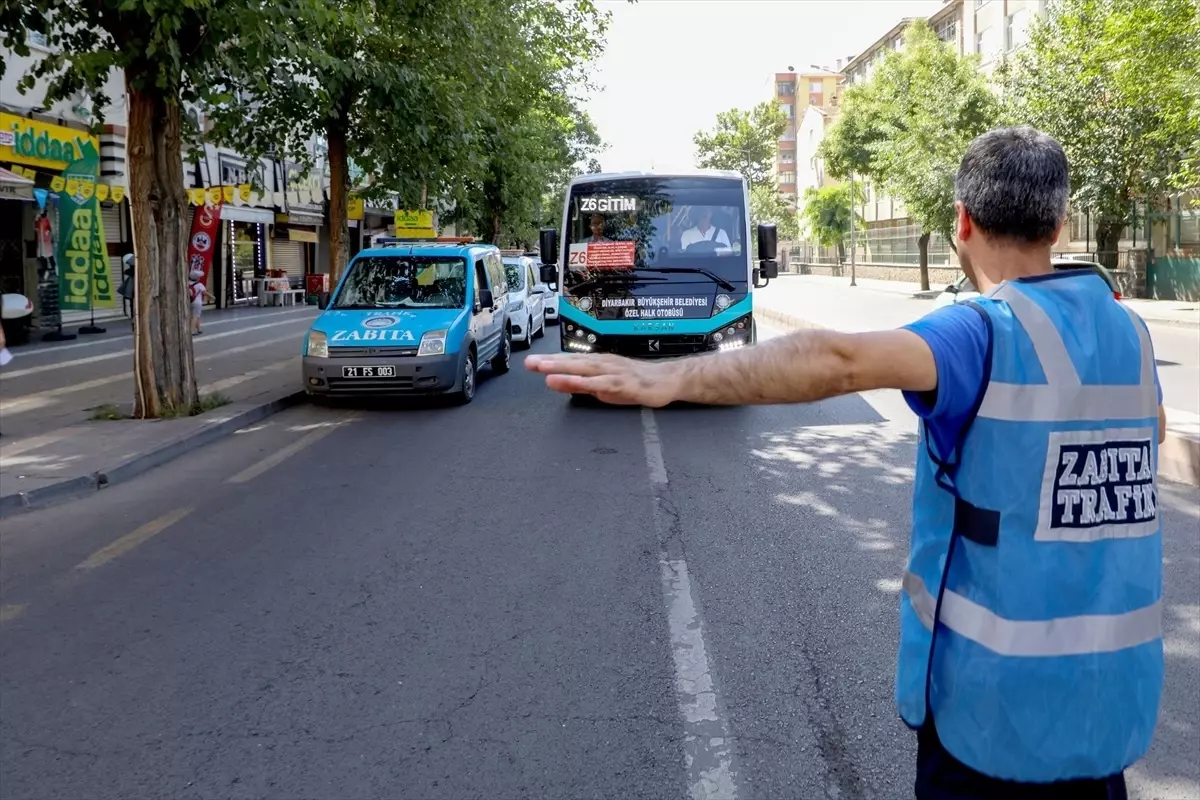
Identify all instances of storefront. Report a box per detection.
[0,112,125,330]
[272,211,322,277]
[221,205,273,305]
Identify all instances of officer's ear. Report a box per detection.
[954,201,973,244]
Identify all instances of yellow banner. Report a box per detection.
[238,184,252,203]
[395,209,434,230]
[189,188,207,206]
[347,195,364,220]
[111,185,126,203]
[0,111,100,171]
[65,178,80,196]
[95,183,109,201]
[50,176,65,192]
[80,179,95,200]
[207,186,223,204]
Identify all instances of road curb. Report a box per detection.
[757,303,1200,488]
[0,390,307,517]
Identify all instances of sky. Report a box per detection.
[584,0,946,173]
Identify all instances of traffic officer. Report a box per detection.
[526,126,1166,798]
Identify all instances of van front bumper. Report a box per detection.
[303,352,462,395]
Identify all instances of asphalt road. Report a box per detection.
[1,328,1197,800]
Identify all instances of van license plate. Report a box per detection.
[342,366,395,378]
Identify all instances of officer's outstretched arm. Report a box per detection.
[526,328,937,407]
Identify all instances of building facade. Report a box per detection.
[773,67,842,210]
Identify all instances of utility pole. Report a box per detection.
[849,172,857,287]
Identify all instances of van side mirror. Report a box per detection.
[757,224,778,261]
[477,289,494,310]
[538,228,559,267]
[318,291,331,310]
[761,260,779,280]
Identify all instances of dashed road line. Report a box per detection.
[226,414,355,485]
[641,407,740,800]
[1,315,313,379]
[200,360,295,395]
[75,507,193,570]
[12,307,316,358]
[1,333,303,416]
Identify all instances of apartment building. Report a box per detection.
[773,67,842,209]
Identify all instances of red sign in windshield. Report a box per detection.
[586,241,636,269]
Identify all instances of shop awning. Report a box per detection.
[0,166,34,200]
[221,204,276,224]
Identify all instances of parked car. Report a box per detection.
[0,292,34,345]
[303,239,512,404]
[932,258,1122,310]
[501,253,548,348]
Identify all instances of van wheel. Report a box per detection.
[516,316,532,350]
[533,315,545,339]
[492,330,512,374]
[452,350,477,405]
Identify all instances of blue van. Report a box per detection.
[302,240,512,404]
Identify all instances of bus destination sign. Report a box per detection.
[580,196,638,213]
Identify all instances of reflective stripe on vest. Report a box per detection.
[977,289,1157,423]
[904,571,1162,657]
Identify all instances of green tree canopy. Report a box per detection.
[1000,0,1200,259]
[750,182,799,241]
[820,20,999,289]
[693,101,787,187]
[800,183,865,262]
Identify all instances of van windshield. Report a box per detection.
[503,260,527,291]
[334,256,467,309]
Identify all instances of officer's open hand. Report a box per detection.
[525,353,682,407]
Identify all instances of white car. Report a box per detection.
[501,254,548,349]
[932,257,1123,309]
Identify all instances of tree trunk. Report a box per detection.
[127,77,196,418]
[1094,220,1122,271]
[327,122,350,282]
[917,231,931,291]
[836,240,845,263]
[491,213,502,246]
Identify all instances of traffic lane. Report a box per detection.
[653,397,917,799]
[0,340,685,800]
[1147,323,1200,416]
[654,396,1200,799]
[0,307,317,395]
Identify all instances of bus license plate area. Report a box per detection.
[342,365,396,378]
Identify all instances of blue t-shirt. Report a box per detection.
[902,303,1163,461]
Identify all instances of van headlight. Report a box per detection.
[306,330,328,358]
[418,329,447,356]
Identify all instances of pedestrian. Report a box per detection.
[188,268,210,336]
[527,126,1166,799]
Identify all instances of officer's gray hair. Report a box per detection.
[954,126,1070,245]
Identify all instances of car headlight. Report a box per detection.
[418,329,447,357]
[507,299,523,313]
[306,330,328,358]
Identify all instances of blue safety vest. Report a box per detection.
[897,270,1163,782]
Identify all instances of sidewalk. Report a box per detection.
[757,276,1200,487]
[0,305,316,513]
[782,273,1200,327]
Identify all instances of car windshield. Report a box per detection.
[503,261,526,291]
[333,256,467,309]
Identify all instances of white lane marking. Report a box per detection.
[641,408,739,800]
[0,316,313,379]
[14,307,316,358]
[200,359,294,395]
[0,428,82,460]
[0,333,303,416]
[226,415,355,485]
